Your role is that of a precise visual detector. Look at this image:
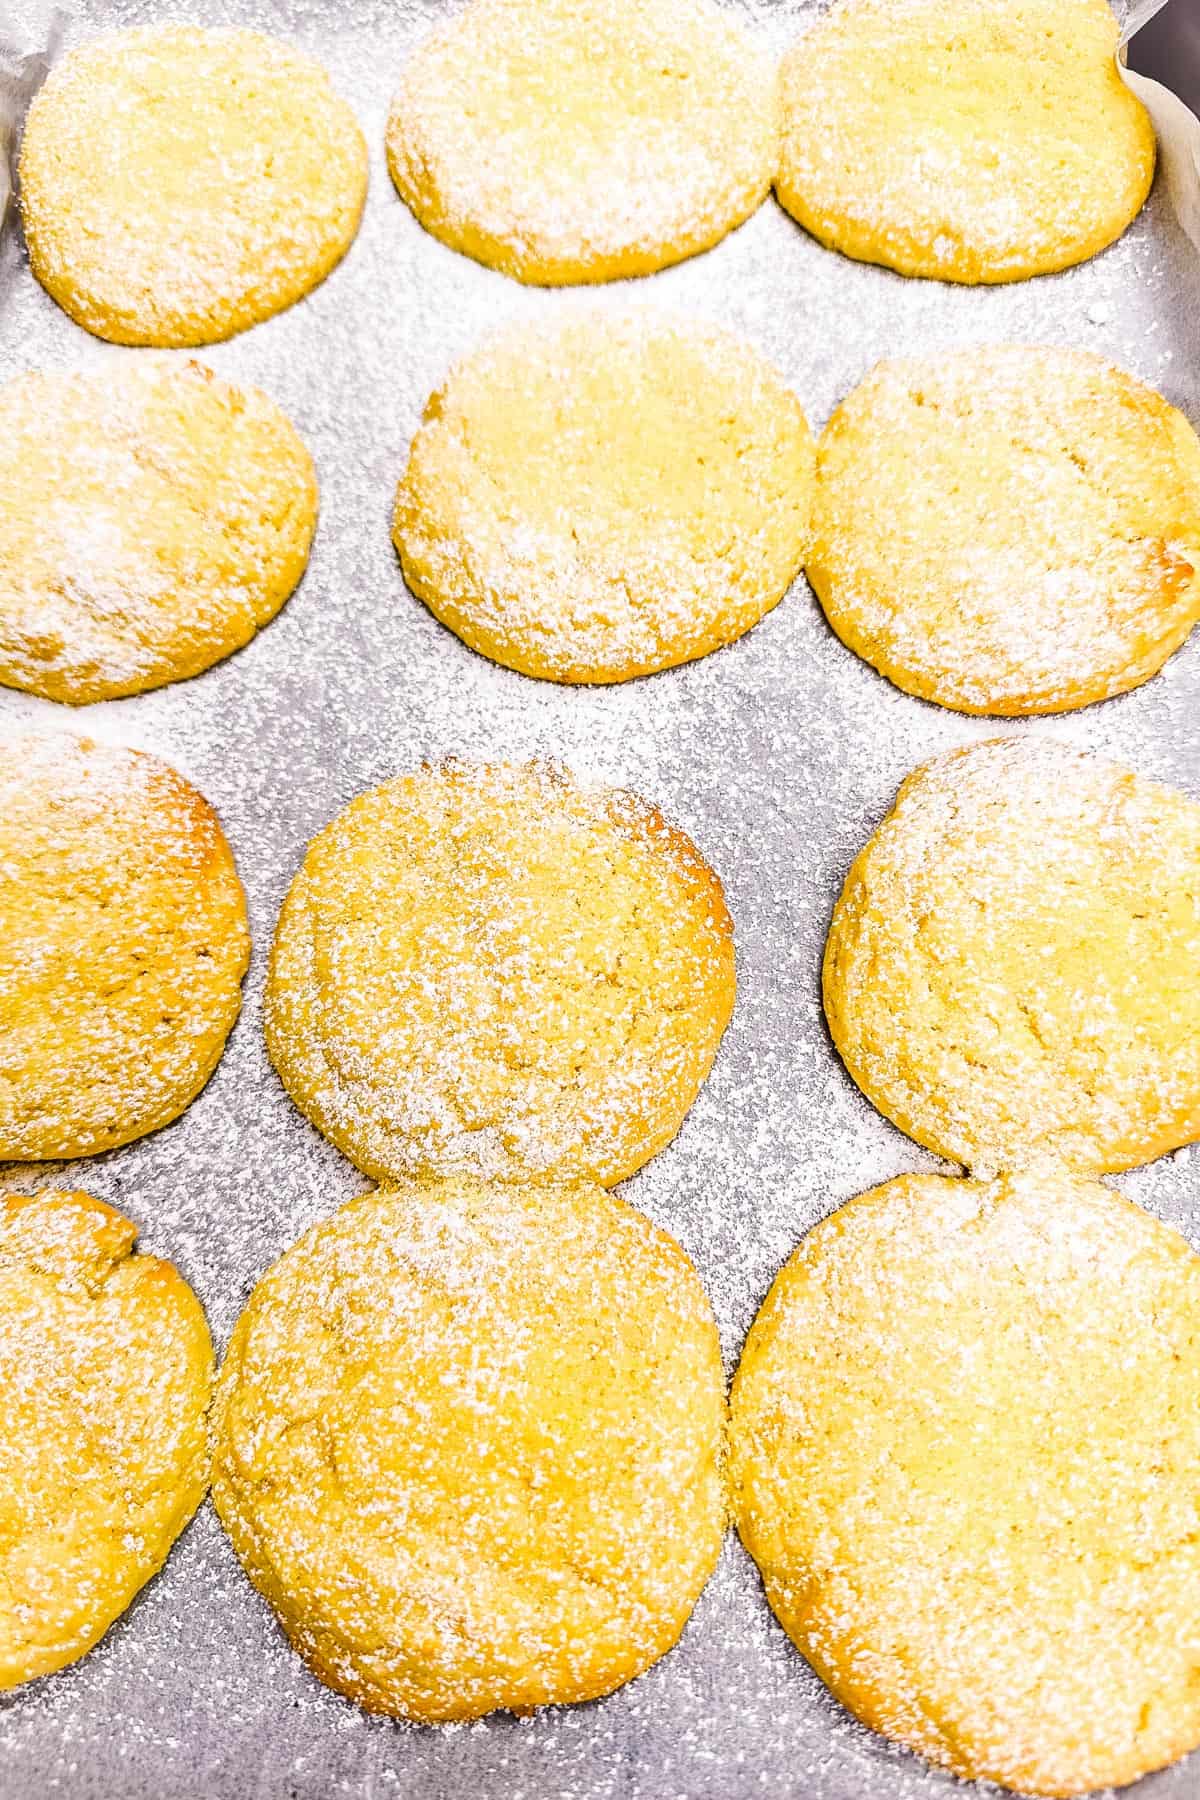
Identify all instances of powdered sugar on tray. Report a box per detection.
[1,0,1200,1797]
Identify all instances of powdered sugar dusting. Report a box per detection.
[386,0,776,284]
[0,357,317,701]
[20,23,368,346]
[777,0,1155,283]
[825,736,1200,1178]
[210,1178,725,1721]
[811,343,1200,714]
[265,760,735,1187]
[0,1187,211,1687]
[0,731,250,1160]
[1,0,1200,1795]
[394,309,813,682]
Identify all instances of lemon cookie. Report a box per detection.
[0,361,317,705]
[731,1170,1200,1795]
[266,761,735,1185]
[809,346,1200,715]
[1,1188,212,1688]
[395,312,814,683]
[20,26,367,346]
[823,738,1200,1176]
[0,733,249,1160]
[777,0,1155,284]
[212,1176,725,1720]
[386,0,776,285]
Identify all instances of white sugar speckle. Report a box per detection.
[1,0,1200,1797]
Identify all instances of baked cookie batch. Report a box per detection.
[6,1,1198,709]
[774,742,1200,1791]
[4,1,1200,1796]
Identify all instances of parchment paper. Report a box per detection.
[1121,0,1200,255]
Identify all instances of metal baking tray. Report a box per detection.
[2,2,1199,1794]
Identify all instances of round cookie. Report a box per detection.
[395,312,815,683]
[386,0,776,285]
[1,1188,212,1688]
[20,26,368,347]
[211,1176,726,1721]
[777,0,1155,284]
[730,1170,1200,1795]
[0,360,318,705]
[266,761,735,1186]
[809,347,1200,715]
[823,738,1200,1176]
[0,732,249,1160]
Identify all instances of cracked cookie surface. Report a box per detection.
[809,346,1200,715]
[0,359,317,704]
[0,1188,212,1689]
[777,0,1154,284]
[20,25,367,346]
[730,1170,1200,1795]
[265,761,735,1185]
[386,0,776,285]
[394,311,814,683]
[211,1176,726,1720]
[0,732,249,1160]
[823,738,1200,1177]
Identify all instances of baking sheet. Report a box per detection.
[2,2,1200,1795]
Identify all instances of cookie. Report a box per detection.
[730,1170,1200,1795]
[0,1189,212,1688]
[0,360,318,705]
[777,0,1155,284]
[266,761,735,1186]
[20,26,368,346]
[211,1176,726,1720]
[386,0,776,285]
[0,733,249,1160]
[823,738,1200,1176]
[394,311,815,683]
[809,347,1200,715]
